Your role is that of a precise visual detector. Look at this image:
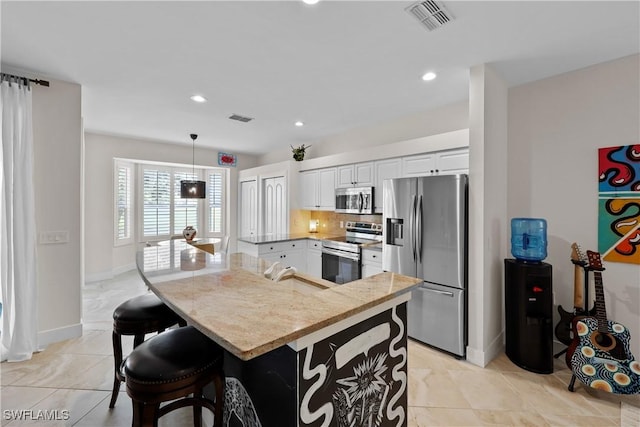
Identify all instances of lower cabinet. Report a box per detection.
[238,240,307,273]
[361,248,383,278]
[306,240,322,278]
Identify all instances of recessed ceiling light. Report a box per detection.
[190,95,207,103]
[422,72,437,81]
[302,0,320,5]
[295,121,304,127]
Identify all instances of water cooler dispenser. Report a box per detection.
[505,218,553,374]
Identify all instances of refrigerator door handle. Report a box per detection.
[410,195,417,261]
[417,286,454,297]
[417,194,423,263]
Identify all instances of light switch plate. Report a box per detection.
[39,231,69,244]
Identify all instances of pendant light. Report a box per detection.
[180,133,206,198]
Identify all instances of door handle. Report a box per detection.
[410,195,416,262]
[418,287,454,297]
[417,195,423,263]
[413,195,418,262]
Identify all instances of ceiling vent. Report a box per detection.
[229,114,253,123]
[406,1,454,31]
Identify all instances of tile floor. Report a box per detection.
[1,269,639,426]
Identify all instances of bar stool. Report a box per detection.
[109,293,186,408]
[124,325,225,427]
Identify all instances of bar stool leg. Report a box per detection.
[109,331,124,408]
[132,400,159,427]
[213,372,225,426]
[193,387,203,427]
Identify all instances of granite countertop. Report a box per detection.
[136,239,421,361]
[237,232,341,244]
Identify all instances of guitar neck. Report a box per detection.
[573,264,584,309]
[593,271,609,333]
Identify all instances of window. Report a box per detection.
[142,167,172,238]
[173,171,199,235]
[207,171,224,234]
[114,160,133,245]
[135,163,226,242]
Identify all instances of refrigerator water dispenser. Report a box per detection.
[386,218,404,246]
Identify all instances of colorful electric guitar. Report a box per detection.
[554,243,594,346]
[565,250,640,394]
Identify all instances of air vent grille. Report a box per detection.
[229,114,253,123]
[406,1,454,31]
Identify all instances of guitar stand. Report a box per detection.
[564,261,605,392]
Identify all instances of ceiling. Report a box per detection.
[2,1,638,155]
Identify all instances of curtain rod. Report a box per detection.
[0,72,50,87]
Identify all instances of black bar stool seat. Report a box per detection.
[124,325,225,427]
[110,293,185,408]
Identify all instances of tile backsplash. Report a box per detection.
[290,210,382,235]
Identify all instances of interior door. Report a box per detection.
[239,179,257,238]
[263,176,286,237]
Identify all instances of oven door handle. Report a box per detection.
[321,247,360,262]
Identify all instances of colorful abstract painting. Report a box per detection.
[598,145,640,264]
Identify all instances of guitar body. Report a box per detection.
[566,316,640,394]
[555,305,576,346]
[555,305,596,346]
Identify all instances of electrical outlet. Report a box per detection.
[340,221,344,228]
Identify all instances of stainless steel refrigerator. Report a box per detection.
[382,174,468,357]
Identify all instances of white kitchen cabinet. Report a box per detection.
[263,176,286,237]
[436,148,469,174]
[239,178,258,238]
[241,239,307,272]
[374,158,402,213]
[300,168,336,210]
[401,148,469,177]
[306,239,322,278]
[336,162,374,188]
[266,240,306,272]
[362,248,383,278]
[402,153,436,176]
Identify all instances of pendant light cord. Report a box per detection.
[190,134,197,178]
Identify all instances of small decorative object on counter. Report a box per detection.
[291,144,311,161]
[182,226,197,241]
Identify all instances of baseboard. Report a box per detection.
[85,263,136,283]
[465,331,504,367]
[38,323,83,349]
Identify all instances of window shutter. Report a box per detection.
[173,171,199,235]
[116,165,131,240]
[208,172,223,233]
[143,169,171,237]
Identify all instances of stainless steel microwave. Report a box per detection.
[335,187,375,214]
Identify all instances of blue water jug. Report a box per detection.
[511,218,547,262]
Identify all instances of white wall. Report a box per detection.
[258,101,469,165]
[84,133,259,280]
[31,78,83,346]
[466,65,509,367]
[508,54,640,356]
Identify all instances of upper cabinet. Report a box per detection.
[402,153,436,177]
[374,158,402,213]
[300,168,336,211]
[402,148,469,176]
[436,148,470,175]
[336,162,374,188]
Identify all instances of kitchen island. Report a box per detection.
[137,239,421,426]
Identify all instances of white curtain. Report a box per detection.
[0,76,38,361]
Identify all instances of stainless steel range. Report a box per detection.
[321,221,382,284]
